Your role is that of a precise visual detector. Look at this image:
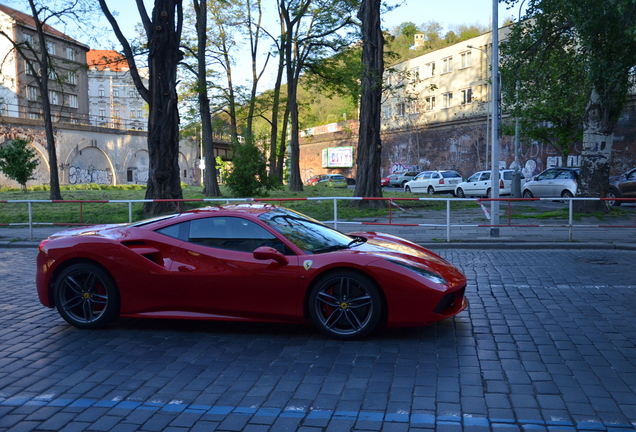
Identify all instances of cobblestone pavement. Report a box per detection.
[1,248,636,431]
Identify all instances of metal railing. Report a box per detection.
[1,196,635,242]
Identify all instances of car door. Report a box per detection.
[411,172,430,192]
[475,172,491,196]
[621,169,636,198]
[532,168,558,197]
[168,216,302,321]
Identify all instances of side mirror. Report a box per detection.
[253,246,289,265]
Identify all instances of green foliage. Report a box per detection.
[500,14,589,159]
[225,140,281,197]
[0,139,39,192]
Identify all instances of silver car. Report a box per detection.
[522,167,580,198]
[455,169,525,198]
[404,170,463,195]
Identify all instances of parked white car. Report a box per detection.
[455,169,525,198]
[404,170,463,195]
[522,167,579,198]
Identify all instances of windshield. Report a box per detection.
[259,207,361,254]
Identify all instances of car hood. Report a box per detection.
[344,232,465,284]
[47,224,134,241]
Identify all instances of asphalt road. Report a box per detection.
[1,248,636,431]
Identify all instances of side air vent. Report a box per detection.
[121,241,163,265]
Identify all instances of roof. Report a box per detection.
[87,50,130,72]
[0,3,86,48]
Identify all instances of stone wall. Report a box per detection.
[0,118,201,188]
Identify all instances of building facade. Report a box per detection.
[0,3,89,123]
[87,50,148,131]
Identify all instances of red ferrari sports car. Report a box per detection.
[36,204,468,339]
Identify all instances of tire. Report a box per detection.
[405,186,412,193]
[308,271,383,340]
[561,190,573,199]
[607,189,620,207]
[486,188,491,198]
[54,263,120,329]
[427,186,435,195]
[523,189,533,199]
[456,188,465,198]
[401,181,408,187]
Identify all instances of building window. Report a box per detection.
[0,104,7,116]
[22,33,34,46]
[67,94,78,108]
[27,86,38,101]
[99,108,106,117]
[136,109,143,118]
[67,70,77,85]
[424,96,435,111]
[98,88,105,97]
[460,51,472,68]
[409,100,419,115]
[442,92,453,108]
[46,41,55,55]
[113,88,119,97]
[383,105,392,119]
[114,110,120,118]
[48,68,57,80]
[442,57,452,74]
[66,47,75,61]
[23,59,33,75]
[129,89,135,97]
[127,168,134,182]
[460,88,472,105]
[409,67,419,83]
[396,102,406,117]
[28,112,41,120]
[423,62,435,78]
[48,91,59,105]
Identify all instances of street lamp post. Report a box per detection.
[490,0,501,237]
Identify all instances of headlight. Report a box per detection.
[386,259,448,285]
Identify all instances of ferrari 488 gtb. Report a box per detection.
[36,204,468,339]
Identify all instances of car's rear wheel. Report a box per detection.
[523,189,533,198]
[54,263,120,329]
[405,186,412,193]
[486,188,491,198]
[607,189,620,207]
[308,271,383,340]
[456,188,465,198]
[561,190,573,199]
[427,186,435,195]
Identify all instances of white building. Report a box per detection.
[0,3,89,122]
[87,50,148,131]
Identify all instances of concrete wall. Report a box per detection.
[0,118,200,188]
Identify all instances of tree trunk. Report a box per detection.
[353,0,383,207]
[144,0,184,215]
[574,89,613,213]
[194,0,220,197]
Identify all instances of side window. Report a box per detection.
[556,170,572,179]
[187,217,292,254]
[481,172,491,181]
[156,221,190,241]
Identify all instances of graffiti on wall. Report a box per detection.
[68,166,112,185]
[136,169,149,183]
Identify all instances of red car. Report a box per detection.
[36,204,468,340]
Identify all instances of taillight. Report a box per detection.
[439,178,445,185]
[500,179,504,188]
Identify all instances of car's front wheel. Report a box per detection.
[54,263,120,329]
[308,271,383,340]
[405,186,412,193]
[523,189,534,198]
[427,186,435,195]
[607,189,620,207]
[561,190,573,199]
